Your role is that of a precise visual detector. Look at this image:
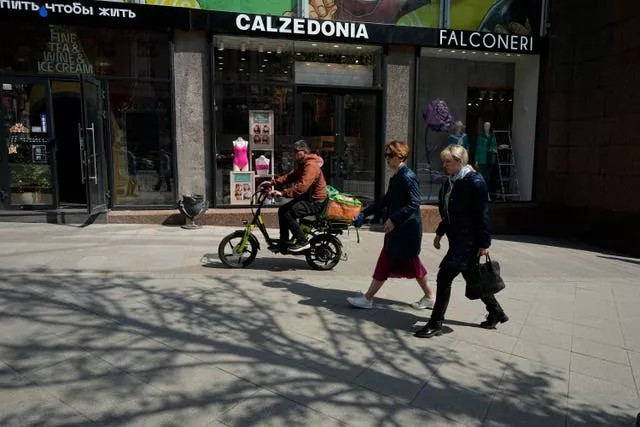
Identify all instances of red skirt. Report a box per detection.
[372,249,427,281]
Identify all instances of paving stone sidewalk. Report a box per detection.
[0,223,639,426]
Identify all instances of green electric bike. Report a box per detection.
[217,184,351,270]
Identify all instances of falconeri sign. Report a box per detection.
[439,29,534,53]
[235,14,369,40]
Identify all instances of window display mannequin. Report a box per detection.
[255,154,270,176]
[447,121,470,151]
[475,122,497,191]
[232,137,249,171]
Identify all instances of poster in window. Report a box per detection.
[249,110,274,150]
[229,171,255,205]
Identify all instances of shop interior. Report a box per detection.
[415,49,539,202]
[212,36,382,206]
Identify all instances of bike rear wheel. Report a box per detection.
[218,231,259,268]
[306,234,342,270]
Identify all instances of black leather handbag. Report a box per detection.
[465,255,506,300]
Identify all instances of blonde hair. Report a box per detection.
[385,140,410,161]
[440,144,474,170]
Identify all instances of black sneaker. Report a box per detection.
[288,241,311,253]
[414,321,443,338]
[479,313,509,329]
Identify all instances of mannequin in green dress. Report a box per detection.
[475,122,497,192]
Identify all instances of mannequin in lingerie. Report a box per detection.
[233,137,249,172]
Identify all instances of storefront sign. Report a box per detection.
[37,26,93,74]
[0,1,136,19]
[439,29,534,53]
[235,13,369,40]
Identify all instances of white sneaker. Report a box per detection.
[412,296,435,310]
[347,293,373,309]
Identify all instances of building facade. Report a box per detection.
[0,1,548,229]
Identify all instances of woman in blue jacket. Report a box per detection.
[415,144,508,338]
[347,140,436,310]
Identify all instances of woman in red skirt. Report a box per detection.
[347,140,435,309]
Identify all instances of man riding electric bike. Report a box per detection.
[262,139,328,253]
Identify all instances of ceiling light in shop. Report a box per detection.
[341,55,346,58]
[241,43,246,52]
[264,58,268,62]
[462,51,467,54]
[356,46,362,49]
[355,60,359,64]
[484,52,489,55]
[319,54,323,57]
[450,50,456,53]
[267,50,272,54]
[312,43,317,47]
[218,41,224,51]
[296,52,301,55]
[241,57,246,61]
[259,44,264,53]
[333,45,339,48]
[277,47,282,54]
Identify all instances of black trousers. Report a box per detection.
[430,266,504,323]
[278,197,324,244]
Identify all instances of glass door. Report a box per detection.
[0,79,55,209]
[80,75,107,214]
[297,89,379,203]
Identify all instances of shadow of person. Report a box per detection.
[262,278,460,334]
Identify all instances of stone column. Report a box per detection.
[172,30,210,200]
[384,46,415,191]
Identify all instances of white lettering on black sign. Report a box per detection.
[439,29,533,53]
[236,14,369,40]
[0,0,136,18]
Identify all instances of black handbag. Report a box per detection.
[465,255,506,300]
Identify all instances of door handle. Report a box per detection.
[86,122,98,184]
[77,123,86,184]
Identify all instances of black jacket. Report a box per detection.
[362,165,422,260]
[436,170,491,270]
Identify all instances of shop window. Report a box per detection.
[0,23,169,79]
[214,83,294,206]
[1,82,53,206]
[415,51,539,202]
[108,81,174,206]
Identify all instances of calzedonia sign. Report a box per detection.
[439,29,534,53]
[235,13,369,40]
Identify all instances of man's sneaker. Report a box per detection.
[347,293,373,309]
[288,241,311,253]
[411,296,436,310]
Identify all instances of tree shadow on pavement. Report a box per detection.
[0,268,635,427]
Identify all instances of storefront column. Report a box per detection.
[384,46,415,189]
[172,30,211,200]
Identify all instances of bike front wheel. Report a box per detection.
[218,230,259,268]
